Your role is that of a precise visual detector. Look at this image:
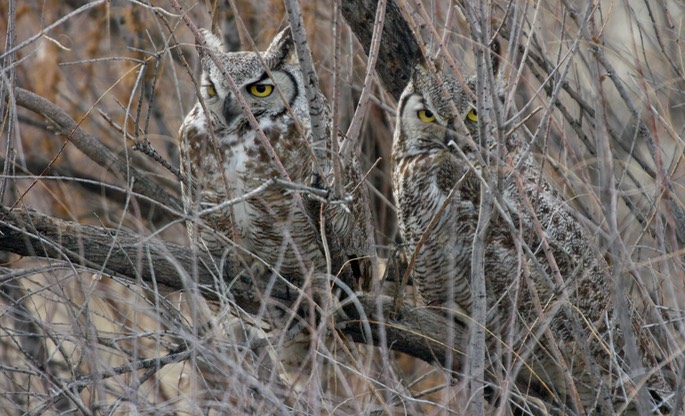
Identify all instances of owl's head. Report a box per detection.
[394,60,480,157]
[195,27,306,129]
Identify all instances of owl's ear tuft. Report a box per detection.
[410,56,425,85]
[413,53,428,72]
[196,28,226,57]
[264,27,294,69]
[410,55,437,92]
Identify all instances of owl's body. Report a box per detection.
[178,28,369,285]
[392,64,671,413]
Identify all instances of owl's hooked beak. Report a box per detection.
[444,120,462,150]
[445,132,457,148]
[444,129,458,149]
[222,94,242,126]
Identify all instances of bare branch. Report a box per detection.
[0,1,107,62]
[283,0,329,147]
[341,0,420,100]
[7,87,182,215]
[0,207,467,371]
[341,0,386,156]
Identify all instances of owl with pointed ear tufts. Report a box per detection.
[177,27,372,289]
[391,54,673,414]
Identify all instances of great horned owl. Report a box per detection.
[177,27,371,288]
[391,59,673,413]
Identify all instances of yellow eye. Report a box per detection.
[248,84,273,97]
[206,83,217,98]
[417,109,436,123]
[466,108,478,122]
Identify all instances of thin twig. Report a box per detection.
[8,87,182,213]
[282,0,328,148]
[0,1,107,61]
[342,0,387,157]
[99,109,183,180]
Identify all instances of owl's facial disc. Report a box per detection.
[220,70,297,127]
[397,88,480,154]
[399,93,451,146]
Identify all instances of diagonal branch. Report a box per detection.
[283,0,329,147]
[341,0,420,100]
[0,207,468,370]
[7,87,182,216]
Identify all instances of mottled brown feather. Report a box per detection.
[392,64,673,413]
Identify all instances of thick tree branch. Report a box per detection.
[343,295,466,372]
[341,0,420,100]
[0,208,204,286]
[0,207,467,370]
[9,87,182,216]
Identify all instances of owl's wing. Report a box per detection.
[436,150,480,200]
[295,123,375,290]
[338,149,375,290]
[316,137,374,291]
[505,171,676,411]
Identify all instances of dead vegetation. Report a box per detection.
[1,0,684,414]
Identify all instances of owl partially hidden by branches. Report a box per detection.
[391,56,673,414]
[178,27,371,291]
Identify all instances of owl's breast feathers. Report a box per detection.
[230,116,326,277]
[393,147,613,328]
[393,150,478,232]
[393,149,480,309]
[180,105,370,283]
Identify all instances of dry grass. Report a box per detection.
[1,0,684,414]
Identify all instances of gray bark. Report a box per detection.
[0,207,467,370]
